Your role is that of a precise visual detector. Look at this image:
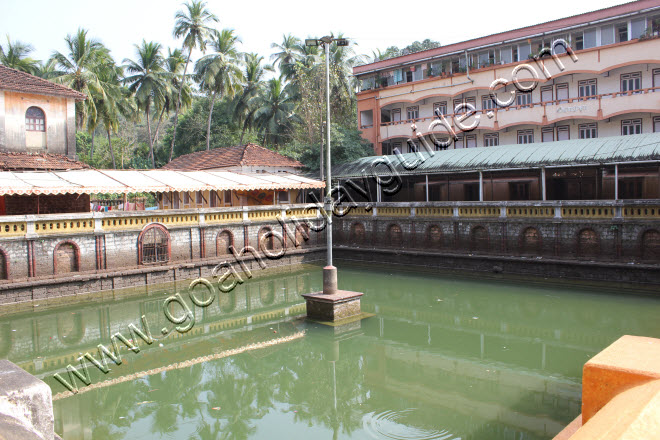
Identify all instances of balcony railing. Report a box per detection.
[0,204,322,239]
[379,86,659,139]
[342,200,660,220]
[358,37,660,93]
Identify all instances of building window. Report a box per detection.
[433,101,447,117]
[139,225,170,264]
[557,125,570,141]
[516,91,532,107]
[224,191,232,205]
[391,108,401,122]
[654,116,660,133]
[578,79,597,100]
[542,127,554,142]
[481,95,496,110]
[278,191,289,203]
[196,191,203,205]
[407,141,419,153]
[454,97,476,114]
[621,119,642,135]
[517,130,534,144]
[653,68,660,91]
[579,123,598,139]
[406,106,419,121]
[541,85,553,103]
[455,134,476,149]
[616,23,629,43]
[653,15,660,35]
[572,32,584,51]
[54,242,79,274]
[483,133,499,147]
[621,72,642,93]
[382,143,393,155]
[25,107,45,132]
[434,138,450,151]
[556,83,569,102]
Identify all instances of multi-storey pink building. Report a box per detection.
[354,0,660,155]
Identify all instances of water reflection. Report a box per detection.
[1,265,659,440]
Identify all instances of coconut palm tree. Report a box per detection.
[195,28,244,150]
[123,41,167,168]
[329,35,363,100]
[0,36,39,74]
[270,34,301,82]
[151,48,190,155]
[169,0,218,162]
[233,53,272,144]
[253,78,300,147]
[51,28,112,129]
[86,61,119,165]
[34,58,58,79]
[95,65,136,168]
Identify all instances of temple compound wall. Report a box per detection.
[333,201,660,287]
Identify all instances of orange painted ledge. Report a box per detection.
[582,335,660,423]
[553,335,660,440]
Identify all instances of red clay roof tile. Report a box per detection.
[0,65,87,100]
[161,144,303,170]
[0,152,90,171]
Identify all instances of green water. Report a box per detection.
[1,264,659,440]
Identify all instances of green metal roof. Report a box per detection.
[332,133,660,179]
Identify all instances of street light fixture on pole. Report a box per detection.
[305,36,347,270]
[301,35,364,323]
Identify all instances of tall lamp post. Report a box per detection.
[301,36,364,322]
[305,36,348,277]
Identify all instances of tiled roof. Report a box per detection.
[0,152,90,171]
[0,65,87,100]
[162,143,303,170]
[354,0,660,74]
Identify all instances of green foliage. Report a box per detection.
[0,36,39,74]
[40,19,389,172]
[51,28,114,129]
[76,131,92,161]
[373,39,441,62]
[159,96,259,165]
[292,124,373,173]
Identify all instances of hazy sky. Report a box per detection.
[1,0,632,68]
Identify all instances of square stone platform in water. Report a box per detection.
[301,290,363,322]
